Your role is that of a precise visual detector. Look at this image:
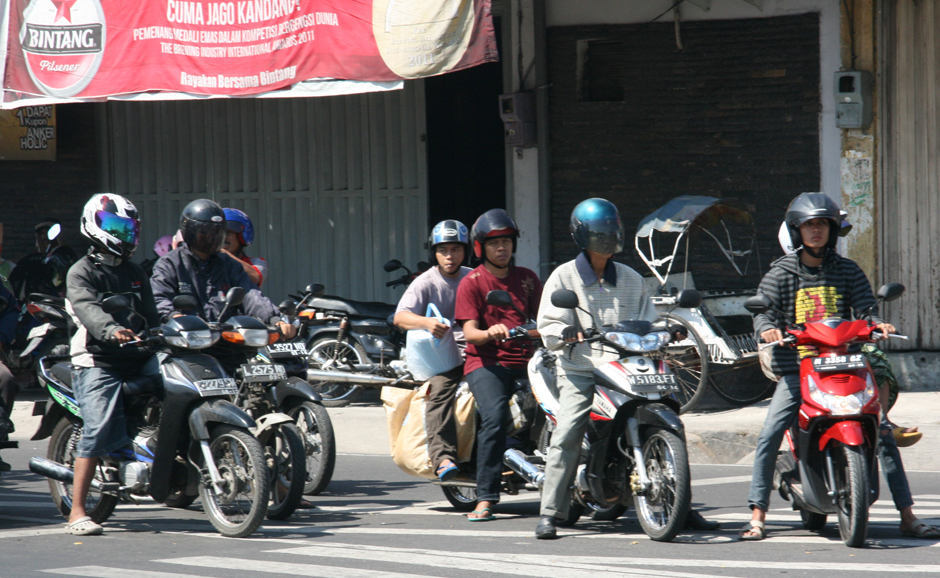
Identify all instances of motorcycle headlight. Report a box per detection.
[606,331,671,352]
[166,329,217,349]
[806,373,876,416]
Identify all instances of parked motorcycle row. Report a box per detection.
[19,244,909,547]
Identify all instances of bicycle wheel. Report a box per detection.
[307,337,365,407]
[709,362,775,407]
[658,314,710,414]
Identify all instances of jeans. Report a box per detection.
[465,364,527,503]
[540,366,594,519]
[424,365,463,469]
[748,373,913,512]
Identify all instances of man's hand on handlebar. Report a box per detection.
[561,325,584,344]
[873,323,896,340]
[486,324,511,342]
[111,328,140,344]
[761,328,785,345]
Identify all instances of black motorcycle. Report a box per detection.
[29,294,270,538]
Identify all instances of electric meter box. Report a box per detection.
[834,71,872,129]
[499,92,536,148]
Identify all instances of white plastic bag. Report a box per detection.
[404,303,462,381]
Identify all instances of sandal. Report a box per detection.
[436,461,459,482]
[900,521,940,539]
[468,507,495,522]
[893,427,923,448]
[66,516,103,536]
[738,520,766,541]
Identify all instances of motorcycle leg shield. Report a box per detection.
[818,421,866,451]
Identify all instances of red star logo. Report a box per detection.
[51,0,77,23]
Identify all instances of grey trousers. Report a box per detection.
[539,367,594,519]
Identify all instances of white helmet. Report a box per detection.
[80,194,141,259]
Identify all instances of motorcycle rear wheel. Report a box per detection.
[47,417,118,524]
[634,427,691,542]
[442,485,477,512]
[307,337,366,407]
[286,401,336,495]
[835,444,870,548]
[265,423,306,520]
[198,424,269,538]
[164,489,197,509]
[801,509,827,531]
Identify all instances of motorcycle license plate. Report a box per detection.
[812,354,865,372]
[626,373,679,392]
[26,322,52,340]
[265,342,308,358]
[240,363,287,383]
[193,378,239,396]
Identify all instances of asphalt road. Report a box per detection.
[2,437,940,578]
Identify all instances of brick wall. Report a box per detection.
[0,104,98,262]
[547,13,821,291]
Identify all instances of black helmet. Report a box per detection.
[180,199,226,255]
[470,209,519,259]
[784,192,841,251]
[570,198,624,254]
[428,219,469,264]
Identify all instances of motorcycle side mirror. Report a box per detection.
[486,290,514,308]
[278,299,296,316]
[550,289,579,309]
[101,294,130,314]
[744,294,773,315]
[172,294,199,311]
[417,261,432,272]
[876,283,905,303]
[676,289,702,309]
[224,286,245,307]
[47,223,61,242]
[383,259,403,273]
[304,283,325,298]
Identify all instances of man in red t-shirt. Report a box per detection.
[455,209,542,522]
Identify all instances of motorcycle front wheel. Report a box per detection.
[265,423,306,520]
[634,427,691,542]
[198,424,269,538]
[307,337,366,407]
[835,444,870,548]
[47,417,118,524]
[286,401,336,495]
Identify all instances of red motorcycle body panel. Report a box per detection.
[817,420,867,451]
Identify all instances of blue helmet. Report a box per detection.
[429,219,469,263]
[570,198,624,254]
[223,208,254,246]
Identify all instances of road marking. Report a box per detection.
[710,512,940,525]
[0,500,56,508]
[42,566,209,578]
[690,475,752,487]
[0,516,62,528]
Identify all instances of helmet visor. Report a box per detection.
[96,211,140,245]
[582,217,623,254]
[189,221,226,254]
[226,220,245,234]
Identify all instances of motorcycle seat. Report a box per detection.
[48,361,157,397]
[50,362,74,389]
[308,296,396,320]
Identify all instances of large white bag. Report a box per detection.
[404,303,462,381]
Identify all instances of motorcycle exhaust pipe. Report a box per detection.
[305,369,397,385]
[29,457,113,492]
[503,448,544,489]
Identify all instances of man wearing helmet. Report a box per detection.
[741,192,938,540]
[454,209,543,521]
[150,200,294,338]
[393,219,472,481]
[221,208,267,287]
[64,194,162,535]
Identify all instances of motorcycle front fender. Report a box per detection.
[818,420,866,451]
[635,402,685,440]
[188,398,257,441]
[251,412,294,443]
[270,376,322,406]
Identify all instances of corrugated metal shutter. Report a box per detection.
[107,82,427,305]
[881,1,940,350]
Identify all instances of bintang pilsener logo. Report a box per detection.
[19,0,106,97]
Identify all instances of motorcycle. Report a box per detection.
[295,259,430,407]
[28,293,270,538]
[745,282,906,548]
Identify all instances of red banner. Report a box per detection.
[2,0,496,103]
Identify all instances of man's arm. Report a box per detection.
[67,266,123,342]
[149,257,179,323]
[536,269,575,351]
[753,269,784,343]
[221,249,262,286]
[394,310,450,338]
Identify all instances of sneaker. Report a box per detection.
[0,456,10,472]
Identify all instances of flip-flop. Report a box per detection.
[436,462,459,482]
[66,516,103,536]
[738,520,766,541]
[893,427,923,448]
[901,521,940,539]
[468,507,495,522]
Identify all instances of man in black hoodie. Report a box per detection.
[740,193,938,540]
[65,194,161,536]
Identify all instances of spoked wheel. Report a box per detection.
[307,338,366,407]
[709,362,775,408]
[286,401,336,496]
[801,509,827,531]
[442,485,477,512]
[634,427,691,542]
[835,444,870,548]
[658,314,710,414]
[198,424,269,538]
[47,417,118,524]
[265,423,306,520]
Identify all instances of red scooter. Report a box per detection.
[745,283,906,548]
